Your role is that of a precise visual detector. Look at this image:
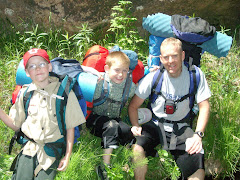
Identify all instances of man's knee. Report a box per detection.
[132,144,146,160]
[133,144,144,153]
[188,169,205,180]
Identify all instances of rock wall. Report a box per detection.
[1,0,239,35]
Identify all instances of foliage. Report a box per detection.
[0,20,94,63]
[0,0,240,179]
[147,149,180,180]
[56,130,101,180]
[104,0,148,63]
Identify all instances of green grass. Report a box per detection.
[0,0,240,179]
[200,45,240,179]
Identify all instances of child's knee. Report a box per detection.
[103,120,119,133]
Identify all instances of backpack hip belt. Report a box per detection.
[152,113,191,129]
[9,128,65,159]
[152,113,191,150]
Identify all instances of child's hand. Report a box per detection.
[57,155,70,171]
[97,72,104,82]
[149,65,160,72]
[0,108,19,131]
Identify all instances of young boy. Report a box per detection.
[86,51,136,180]
[0,48,86,179]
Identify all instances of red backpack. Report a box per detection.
[11,85,22,105]
[82,45,109,72]
[82,45,144,84]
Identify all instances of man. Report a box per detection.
[129,37,211,180]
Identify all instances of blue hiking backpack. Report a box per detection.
[171,14,216,67]
[9,58,87,158]
[145,14,216,74]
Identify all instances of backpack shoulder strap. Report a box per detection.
[188,62,200,109]
[55,75,74,141]
[150,64,165,104]
[171,62,200,106]
[149,62,200,108]
[93,74,109,106]
[23,86,34,118]
[9,86,34,154]
[120,70,133,111]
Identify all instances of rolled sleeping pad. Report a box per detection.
[199,31,233,58]
[16,59,32,86]
[16,60,98,102]
[142,13,174,38]
[77,72,98,102]
[142,13,233,58]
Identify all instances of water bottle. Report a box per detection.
[192,103,199,115]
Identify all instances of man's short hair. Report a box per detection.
[106,51,130,67]
[160,37,183,53]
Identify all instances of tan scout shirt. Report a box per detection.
[9,76,86,174]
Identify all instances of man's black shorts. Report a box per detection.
[135,121,204,178]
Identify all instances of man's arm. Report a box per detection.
[186,98,210,154]
[195,98,210,133]
[57,127,74,171]
[128,95,145,136]
[0,108,19,131]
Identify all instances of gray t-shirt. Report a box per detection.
[136,63,211,121]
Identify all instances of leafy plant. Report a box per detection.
[105,0,148,62]
[146,149,181,180]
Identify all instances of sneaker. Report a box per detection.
[96,164,109,180]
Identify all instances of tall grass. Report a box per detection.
[0,0,240,179]
[201,43,240,178]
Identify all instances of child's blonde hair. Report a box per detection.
[106,51,130,68]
